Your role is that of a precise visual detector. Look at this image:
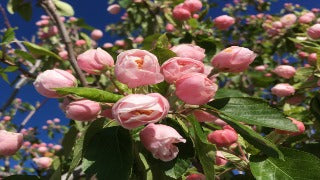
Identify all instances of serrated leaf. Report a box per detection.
[55,87,123,103]
[215,88,249,99]
[1,28,15,45]
[151,48,176,65]
[23,41,62,60]
[53,0,74,16]
[250,148,320,180]
[156,34,170,49]
[208,97,298,131]
[83,126,133,179]
[165,159,191,179]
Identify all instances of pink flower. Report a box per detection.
[193,110,227,126]
[112,93,169,129]
[186,173,206,180]
[140,123,186,162]
[115,49,164,88]
[0,130,23,156]
[103,42,113,48]
[170,44,206,62]
[53,118,60,123]
[308,53,317,64]
[216,151,228,166]
[307,24,320,39]
[207,126,238,147]
[33,69,77,98]
[160,57,204,84]
[107,4,121,14]
[3,116,11,121]
[115,40,126,47]
[53,145,62,151]
[75,39,86,46]
[273,65,296,79]
[77,48,114,74]
[272,21,283,29]
[58,50,68,60]
[166,23,175,32]
[38,146,48,153]
[214,15,235,30]
[173,4,191,21]
[33,157,52,169]
[91,29,103,40]
[271,83,295,97]
[298,12,315,24]
[211,46,256,73]
[275,117,305,136]
[66,99,101,121]
[280,14,297,28]
[175,73,218,105]
[183,0,202,13]
[298,51,309,59]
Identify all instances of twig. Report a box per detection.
[0,59,36,78]
[39,0,88,87]
[18,98,49,131]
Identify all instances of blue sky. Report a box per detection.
[0,0,319,145]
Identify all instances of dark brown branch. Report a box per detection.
[40,0,88,87]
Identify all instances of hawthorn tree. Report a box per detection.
[1,0,320,179]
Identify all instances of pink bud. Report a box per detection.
[298,51,309,58]
[272,21,283,29]
[308,53,317,64]
[207,128,238,147]
[23,141,31,147]
[134,36,144,43]
[41,15,50,20]
[46,120,53,125]
[66,99,101,121]
[112,93,169,129]
[53,118,60,123]
[166,23,175,32]
[58,50,68,60]
[3,116,11,121]
[173,4,191,21]
[38,146,48,153]
[271,83,295,97]
[307,24,320,39]
[215,151,228,166]
[48,26,58,36]
[42,126,48,130]
[75,39,86,47]
[170,44,206,62]
[183,0,202,13]
[298,12,315,24]
[161,57,204,84]
[280,14,297,28]
[33,69,77,98]
[40,143,46,147]
[140,123,186,162]
[275,117,305,136]
[103,42,113,48]
[273,65,296,79]
[53,145,62,151]
[69,17,77,22]
[186,173,206,180]
[175,73,218,105]
[193,14,199,19]
[0,130,23,156]
[48,143,54,148]
[107,4,121,14]
[254,65,267,72]
[77,48,114,74]
[214,15,235,30]
[211,46,256,73]
[115,40,126,47]
[115,49,164,88]
[91,29,103,40]
[33,157,52,169]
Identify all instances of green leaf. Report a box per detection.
[4,175,39,180]
[250,148,320,180]
[14,50,36,64]
[1,28,15,45]
[150,48,176,65]
[74,19,95,31]
[23,41,62,60]
[61,126,79,157]
[118,0,132,8]
[188,115,216,180]
[164,159,191,179]
[156,34,170,49]
[310,94,320,123]
[0,73,9,83]
[55,87,123,103]
[53,0,74,16]
[205,107,283,159]
[8,0,32,21]
[294,67,314,82]
[208,97,298,131]
[142,33,161,50]
[215,88,249,99]
[4,66,18,72]
[83,126,133,180]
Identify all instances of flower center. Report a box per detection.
[135,58,144,69]
[132,109,153,116]
[224,48,233,53]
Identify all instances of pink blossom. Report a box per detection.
[307,24,320,39]
[66,99,101,121]
[91,29,103,40]
[298,12,315,24]
[207,126,238,147]
[170,44,206,62]
[140,123,186,161]
[214,15,235,30]
[112,93,169,129]
[166,23,175,32]
[186,173,206,180]
[75,39,86,47]
[107,4,121,14]
[280,14,297,28]
[216,151,228,166]
[33,157,53,169]
[273,65,296,79]
[183,0,202,13]
[58,50,68,60]
[271,83,295,97]
[0,130,23,156]
[173,4,191,21]
[103,42,113,48]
